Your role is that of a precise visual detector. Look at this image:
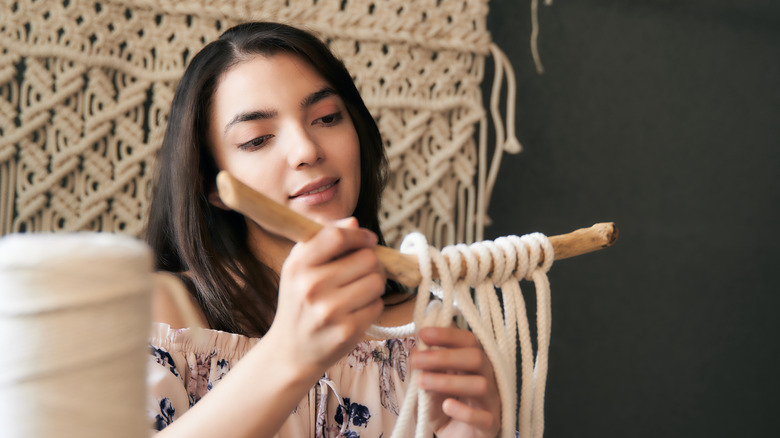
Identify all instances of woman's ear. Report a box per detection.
[208,185,231,211]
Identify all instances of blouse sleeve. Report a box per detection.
[145,322,258,432]
[147,342,190,432]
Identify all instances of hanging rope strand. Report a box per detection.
[369,231,555,438]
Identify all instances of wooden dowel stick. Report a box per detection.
[216,171,618,288]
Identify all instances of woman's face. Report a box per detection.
[208,54,361,227]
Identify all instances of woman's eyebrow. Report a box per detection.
[300,87,338,109]
[222,87,337,136]
[224,109,277,135]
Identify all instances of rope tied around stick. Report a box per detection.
[368,232,553,437]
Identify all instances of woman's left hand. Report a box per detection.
[410,326,501,437]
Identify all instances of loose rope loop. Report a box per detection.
[369,231,555,438]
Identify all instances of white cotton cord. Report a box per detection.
[386,232,429,438]
[527,232,555,274]
[491,238,518,366]
[453,271,516,438]
[474,263,510,404]
[482,41,522,234]
[414,240,458,438]
[483,240,521,432]
[442,244,516,437]
[364,320,416,339]
[415,304,442,438]
[0,232,154,438]
[515,233,554,438]
[486,43,523,208]
[318,377,348,435]
[365,232,429,340]
[530,0,554,75]
[371,231,555,438]
[479,241,511,355]
[500,235,539,438]
[391,371,419,437]
[429,242,458,328]
[528,233,554,438]
[513,282,535,438]
[501,236,534,438]
[460,241,517,438]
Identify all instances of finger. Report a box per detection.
[417,372,489,398]
[296,226,377,266]
[355,295,385,326]
[417,326,480,349]
[317,247,385,288]
[326,271,387,312]
[411,347,486,373]
[300,268,385,328]
[335,295,384,338]
[441,398,496,431]
[332,217,359,229]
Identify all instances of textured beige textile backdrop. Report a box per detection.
[0,0,517,248]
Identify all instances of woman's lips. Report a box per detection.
[298,181,335,196]
[289,178,339,205]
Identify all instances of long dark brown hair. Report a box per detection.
[145,22,398,337]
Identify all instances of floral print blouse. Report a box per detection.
[147,322,417,437]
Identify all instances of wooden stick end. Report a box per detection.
[215,171,237,208]
[598,222,619,248]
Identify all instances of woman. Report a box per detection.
[146,21,500,437]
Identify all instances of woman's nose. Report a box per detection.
[286,127,323,168]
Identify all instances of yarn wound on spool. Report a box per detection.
[0,232,154,438]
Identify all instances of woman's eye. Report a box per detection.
[313,112,343,126]
[238,135,273,151]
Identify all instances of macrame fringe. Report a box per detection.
[477,42,523,236]
[367,231,555,438]
[477,0,554,235]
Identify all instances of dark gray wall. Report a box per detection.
[483,1,779,436]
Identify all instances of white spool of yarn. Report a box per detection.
[0,232,154,438]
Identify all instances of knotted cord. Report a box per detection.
[367,231,554,438]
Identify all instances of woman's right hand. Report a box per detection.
[266,219,386,381]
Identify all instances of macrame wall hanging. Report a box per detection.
[0,0,534,249]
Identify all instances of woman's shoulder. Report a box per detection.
[151,271,210,330]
